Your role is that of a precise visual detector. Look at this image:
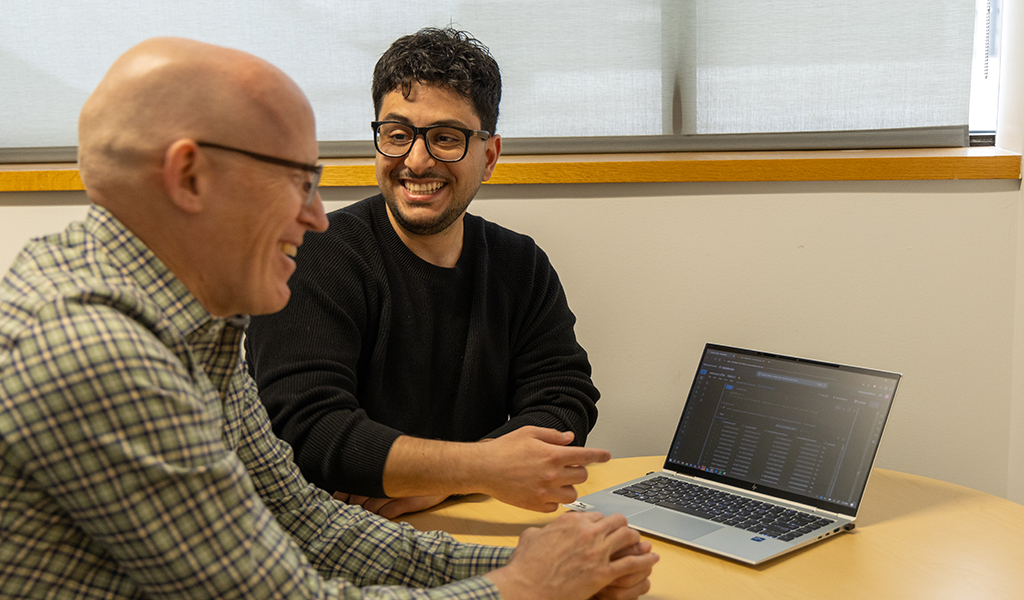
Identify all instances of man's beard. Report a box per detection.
[383,180,478,236]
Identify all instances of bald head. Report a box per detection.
[72,38,328,318]
[78,37,315,198]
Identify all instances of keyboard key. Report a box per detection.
[655,500,717,520]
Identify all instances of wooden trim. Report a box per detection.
[0,166,85,192]
[1,147,1019,193]
[489,147,1022,184]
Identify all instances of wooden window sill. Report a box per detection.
[1,147,1019,193]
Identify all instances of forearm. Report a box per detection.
[381,435,487,498]
[379,428,611,512]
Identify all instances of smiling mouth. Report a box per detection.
[403,181,445,195]
[280,243,298,258]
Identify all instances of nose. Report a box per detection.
[300,190,329,232]
[403,135,437,172]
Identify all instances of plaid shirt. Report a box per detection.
[0,206,512,599]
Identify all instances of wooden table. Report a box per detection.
[401,455,1024,599]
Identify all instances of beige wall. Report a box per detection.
[0,198,90,273]
[474,180,1021,503]
[3,175,1021,502]
[1002,0,1024,504]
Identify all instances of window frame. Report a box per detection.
[1,146,1018,196]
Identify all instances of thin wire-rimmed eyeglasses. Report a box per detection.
[371,121,491,163]
[196,141,322,206]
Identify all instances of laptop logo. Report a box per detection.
[751,537,766,542]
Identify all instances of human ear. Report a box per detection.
[481,134,502,182]
[163,139,204,214]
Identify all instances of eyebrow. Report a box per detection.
[379,113,476,130]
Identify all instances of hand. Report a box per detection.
[477,426,612,512]
[379,427,611,511]
[486,511,659,600]
[591,540,657,600]
[332,492,449,519]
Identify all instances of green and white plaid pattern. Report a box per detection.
[0,206,511,599]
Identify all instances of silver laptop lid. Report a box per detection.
[663,344,901,517]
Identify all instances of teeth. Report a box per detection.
[280,243,298,258]
[405,181,444,194]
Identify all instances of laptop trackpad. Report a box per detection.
[629,508,723,541]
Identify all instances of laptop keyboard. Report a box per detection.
[613,476,834,542]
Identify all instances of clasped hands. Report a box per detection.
[488,511,659,600]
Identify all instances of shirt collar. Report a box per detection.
[83,205,230,338]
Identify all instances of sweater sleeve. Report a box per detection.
[481,238,600,446]
[246,210,400,498]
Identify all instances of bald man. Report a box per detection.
[0,38,657,599]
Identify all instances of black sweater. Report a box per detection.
[246,195,599,497]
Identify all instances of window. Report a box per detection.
[970,0,1002,138]
[0,1,986,162]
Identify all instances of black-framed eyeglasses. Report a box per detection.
[196,141,322,206]
[371,121,491,163]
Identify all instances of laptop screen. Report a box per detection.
[665,344,900,515]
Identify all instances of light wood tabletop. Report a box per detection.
[400,455,1024,600]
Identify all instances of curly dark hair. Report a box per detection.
[372,27,502,134]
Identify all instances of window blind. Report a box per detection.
[0,0,976,162]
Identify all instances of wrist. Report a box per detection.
[381,435,488,497]
[484,565,535,600]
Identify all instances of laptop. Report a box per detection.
[567,343,900,564]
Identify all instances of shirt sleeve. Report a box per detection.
[0,301,510,600]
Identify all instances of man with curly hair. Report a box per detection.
[246,28,606,518]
